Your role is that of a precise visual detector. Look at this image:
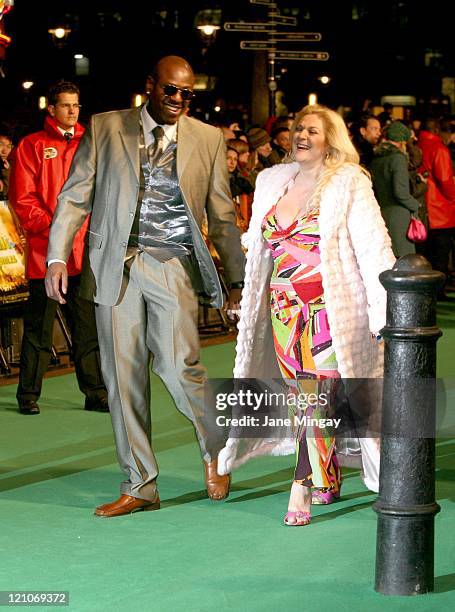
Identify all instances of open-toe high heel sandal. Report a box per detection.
[284,511,311,526]
[284,482,312,526]
[311,487,341,505]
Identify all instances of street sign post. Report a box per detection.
[226,2,327,116]
[224,22,277,33]
[240,41,277,51]
[224,20,297,31]
[272,32,321,42]
[240,33,321,49]
[273,50,329,61]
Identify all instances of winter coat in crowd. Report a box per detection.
[370,141,420,257]
[418,130,455,229]
[9,116,88,278]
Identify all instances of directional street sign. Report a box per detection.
[240,36,322,51]
[224,22,277,33]
[273,50,329,61]
[240,41,277,51]
[230,2,327,116]
[268,12,297,25]
[272,32,321,42]
[224,19,297,31]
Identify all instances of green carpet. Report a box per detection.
[0,311,454,611]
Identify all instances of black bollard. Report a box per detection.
[373,254,445,596]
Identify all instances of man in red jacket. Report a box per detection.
[9,81,108,414]
[418,118,455,300]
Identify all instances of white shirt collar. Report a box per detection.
[140,104,177,150]
[57,126,75,137]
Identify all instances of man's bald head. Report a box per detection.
[151,56,194,83]
[146,55,195,125]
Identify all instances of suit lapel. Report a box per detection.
[118,108,141,181]
[176,115,198,182]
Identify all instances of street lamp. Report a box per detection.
[48,25,71,46]
[199,24,219,37]
[194,7,221,113]
[195,8,221,47]
[21,80,34,108]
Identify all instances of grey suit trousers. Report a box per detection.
[95,250,218,501]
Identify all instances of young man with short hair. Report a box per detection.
[9,80,108,415]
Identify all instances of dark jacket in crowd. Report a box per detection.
[355,138,375,169]
[407,140,429,227]
[229,170,254,199]
[370,141,420,257]
[268,145,287,166]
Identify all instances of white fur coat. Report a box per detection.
[235,161,396,380]
[217,162,396,475]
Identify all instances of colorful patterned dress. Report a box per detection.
[262,204,342,491]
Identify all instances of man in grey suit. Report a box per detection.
[45,56,245,517]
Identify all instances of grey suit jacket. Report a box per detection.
[47,108,245,307]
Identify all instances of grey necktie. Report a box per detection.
[147,125,164,166]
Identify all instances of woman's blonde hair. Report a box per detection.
[287,104,363,210]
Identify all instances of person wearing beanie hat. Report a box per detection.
[370,121,420,256]
[246,127,273,186]
[385,121,412,143]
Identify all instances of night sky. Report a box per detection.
[0,0,453,135]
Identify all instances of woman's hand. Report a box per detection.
[226,287,242,321]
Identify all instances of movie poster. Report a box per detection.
[0,200,28,304]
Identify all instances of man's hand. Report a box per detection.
[226,287,242,321]
[45,262,68,304]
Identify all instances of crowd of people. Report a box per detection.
[1,54,454,523]
[219,104,455,301]
[346,110,455,299]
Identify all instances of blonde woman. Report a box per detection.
[218,105,396,525]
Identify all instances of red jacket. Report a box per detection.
[418,130,455,229]
[9,116,88,278]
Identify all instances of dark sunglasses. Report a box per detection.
[161,83,195,101]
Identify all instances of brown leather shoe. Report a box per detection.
[205,458,231,501]
[94,494,160,518]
